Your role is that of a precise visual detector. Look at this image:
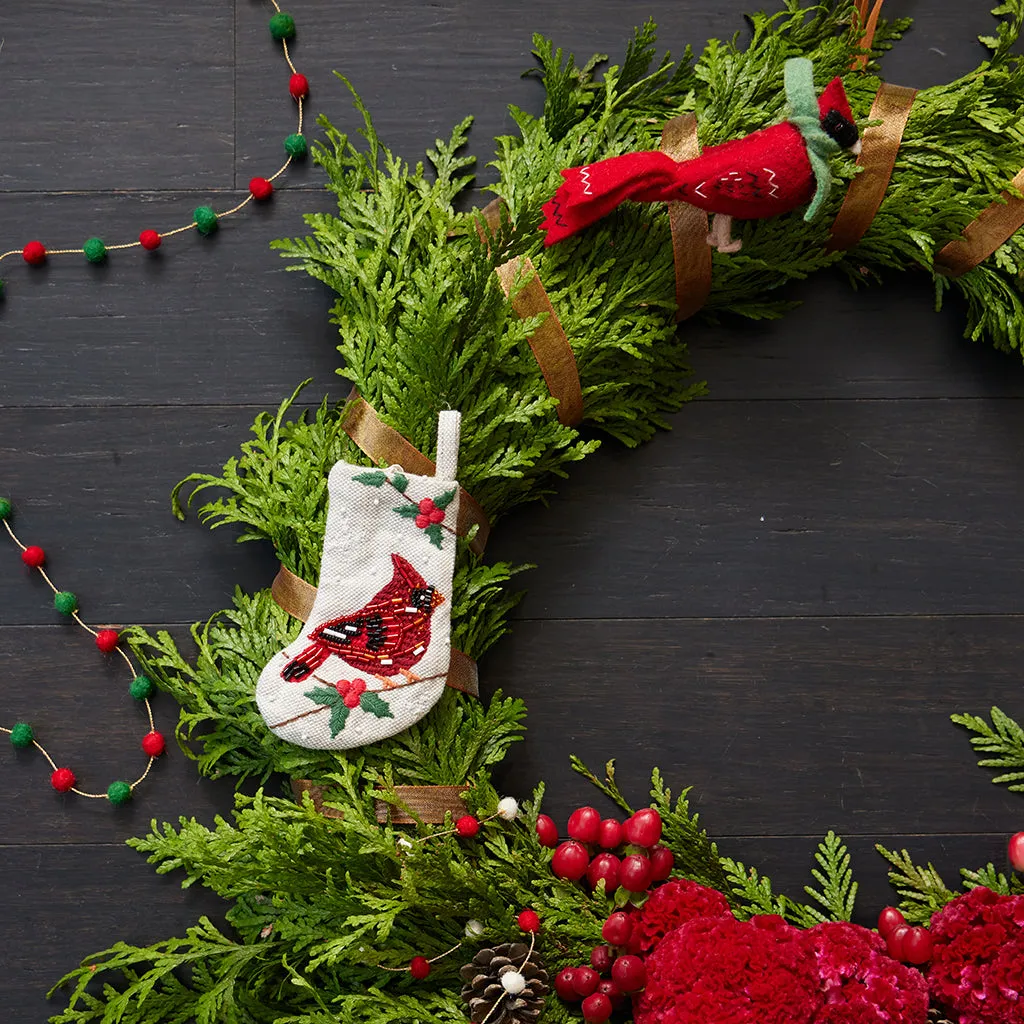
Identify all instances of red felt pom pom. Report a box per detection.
[95,629,120,653]
[51,767,76,792]
[409,956,431,980]
[289,73,309,99]
[22,241,46,266]
[517,908,540,933]
[455,814,480,837]
[249,177,274,201]
[139,229,162,251]
[21,545,45,568]
[141,731,166,757]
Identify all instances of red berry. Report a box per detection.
[568,806,602,843]
[1009,831,1024,872]
[249,176,273,201]
[139,229,161,250]
[517,908,540,933]
[596,978,624,1009]
[22,241,46,265]
[455,815,480,837]
[620,853,653,893]
[95,628,120,653]
[288,72,309,99]
[551,840,590,881]
[587,852,621,893]
[418,497,435,514]
[141,731,166,757]
[21,545,45,568]
[623,808,662,848]
[887,924,911,961]
[428,508,445,524]
[877,906,906,937]
[611,954,646,993]
[51,767,76,792]
[649,844,674,881]
[414,513,430,528]
[590,944,615,974]
[571,966,599,998]
[409,956,431,979]
[581,992,613,1023]
[535,814,559,847]
[902,926,933,965]
[601,911,632,947]
[554,967,578,1001]
[598,818,623,849]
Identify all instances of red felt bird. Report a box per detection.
[281,553,444,684]
[541,65,860,253]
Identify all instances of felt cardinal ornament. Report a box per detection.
[541,58,860,252]
[256,411,462,749]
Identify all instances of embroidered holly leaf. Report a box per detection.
[393,505,420,518]
[352,471,387,487]
[433,487,457,510]
[328,703,350,738]
[304,686,341,708]
[360,691,394,719]
[391,472,408,493]
[424,524,444,549]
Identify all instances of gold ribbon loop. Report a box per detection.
[270,563,480,698]
[935,168,1024,277]
[851,0,886,71]
[660,114,713,321]
[341,390,490,555]
[374,784,469,824]
[826,83,917,252]
[495,257,584,426]
[292,779,345,819]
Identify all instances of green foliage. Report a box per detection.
[952,706,1024,791]
[802,831,858,923]
[875,845,957,923]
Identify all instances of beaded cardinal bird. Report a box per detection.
[281,553,444,686]
[541,58,860,253]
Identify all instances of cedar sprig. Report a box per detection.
[951,706,1024,792]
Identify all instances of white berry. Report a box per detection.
[501,970,527,995]
[465,919,485,938]
[496,796,519,821]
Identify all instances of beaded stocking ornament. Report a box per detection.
[256,411,462,749]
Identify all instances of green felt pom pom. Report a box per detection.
[194,206,219,236]
[83,237,107,263]
[10,722,34,748]
[107,780,132,806]
[284,133,307,158]
[0,497,11,520]
[129,675,154,700]
[269,12,295,39]
[54,591,78,616]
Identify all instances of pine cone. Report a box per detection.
[459,942,549,1024]
[928,1007,956,1024]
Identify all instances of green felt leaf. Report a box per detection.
[424,524,444,549]
[360,692,394,719]
[394,505,420,518]
[328,703,350,738]
[304,686,341,709]
[352,471,387,487]
[391,472,408,493]
[433,487,457,510]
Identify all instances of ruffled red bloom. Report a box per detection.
[627,878,733,954]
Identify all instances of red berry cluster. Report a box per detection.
[333,678,367,708]
[414,497,446,529]
[538,806,673,895]
[877,906,933,964]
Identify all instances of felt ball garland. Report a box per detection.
[0,498,165,803]
[0,0,309,297]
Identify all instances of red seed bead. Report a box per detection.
[51,767,76,792]
[554,968,578,1001]
[877,906,906,938]
[21,545,45,568]
[887,924,911,961]
[1009,831,1024,872]
[571,966,599,998]
[596,978,625,1009]
[289,72,309,99]
[620,853,653,893]
[590,944,615,974]
[517,908,540,933]
[581,992,613,1023]
[611,954,646,993]
[409,956,431,980]
[139,229,162,251]
[903,926,934,965]
[551,840,590,881]
[601,911,632,947]
[587,852,621,893]
[95,629,120,653]
[22,241,46,266]
[249,176,274,201]
[597,818,623,849]
[141,731,166,757]
[535,813,559,848]
[455,814,480,838]
[568,805,601,844]
[623,808,663,849]
[649,844,675,881]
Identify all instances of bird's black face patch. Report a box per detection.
[821,108,859,149]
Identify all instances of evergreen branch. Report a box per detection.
[719,857,790,921]
[875,845,957,923]
[952,707,1024,792]
[569,756,634,814]
[803,831,858,922]
[960,862,1024,896]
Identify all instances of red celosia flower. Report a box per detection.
[627,878,733,954]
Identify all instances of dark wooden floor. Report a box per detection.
[1,1,1022,1018]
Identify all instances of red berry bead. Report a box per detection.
[141,731,166,757]
[22,241,46,266]
[587,852,621,893]
[517,908,540,933]
[289,72,309,99]
[611,954,646,993]
[139,229,162,251]
[51,767,76,792]
[620,853,653,893]
[409,956,431,980]
[1009,831,1024,872]
[601,911,632,947]
[455,814,480,838]
[554,968,578,1001]
[249,177,274,201]
[649,844,675,881]
[567,806,601,844]
[624,808,663,849]
[596,978,624,1009]
[581,992,613,1023]
[886,923,910,961]
[21,545,45,568]
[902,926,933,965]
[551,840,590,881]
[95,629,120,653]
[877,906,906,937]
[535,813,559,848]
[571,966,599,998]
[590,944,615,974]
[598,818,623,849]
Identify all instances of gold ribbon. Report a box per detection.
[270,563,480,698]
[851,0,886,71]
[660,114,713,321]
[374,784,469,824]
[292,779,345,819]
[341,390,490,556]
[935,168,1024,277]
[826,83,917,252]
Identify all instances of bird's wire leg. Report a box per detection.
[399,668,422,683]
[707,212,743,253]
